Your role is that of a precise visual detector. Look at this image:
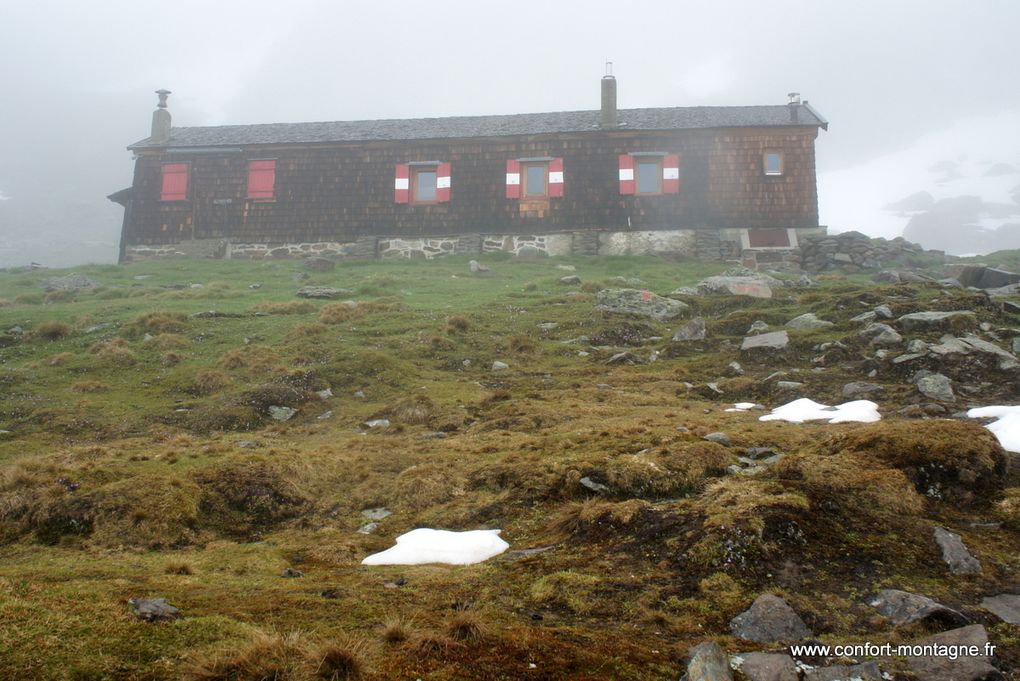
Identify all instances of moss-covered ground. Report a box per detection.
[0,254,1018,679]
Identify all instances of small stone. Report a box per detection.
[357,522,379,534]
[128,598,182,622]
[579,477,610,494]
[686,641,733,681]
[906,339,930,353]
[361,507,392,521]
[842,381,884,399]
[607,352,643,365]
[537,322,559,331]
[861,322,903,346]
[804,662,882,681]
[703,432,731,446]
[850,310,877,323]
[776,381,804,390]
[897,310,976,332]
[317,411,333,421]
[281,567,304,578]
[296,286,353,299]
[741,330,789,351]
[673,317,707,341]
[785,313,834,330]
[249,283,262,289]
[730,594,811,643]
[934,527,981,574]
[577,351,590,357]
[914,371,955,402]
[492,361,509,371]
[874,304,893,319]
[737,652,798,681]
[748,320,770,334]
[559,275,581,285]
[362,419,390,429]
[980,593,1020,623]
[268,405,297,421]
[236,440,259,449]
[727,361,745,376]
[315,388,333,399]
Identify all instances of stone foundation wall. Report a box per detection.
[125,228,818,264]
[799,231,944,273]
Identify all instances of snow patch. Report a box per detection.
[725,402,757,412]
[967,405,1020,453]
[759,398,882,424]
[362,528,509,566]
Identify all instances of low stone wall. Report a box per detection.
[125,227,819,263]
[799,231,945,273]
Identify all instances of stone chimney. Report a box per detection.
[787,92,801,123]
[600,63,618,129]
[151,89,172,144]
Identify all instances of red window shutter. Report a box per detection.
[618,154,635,195]
[160,163,189,201]
[394,164,410,204]
[436,162,451,202]
[662,154,680,194]
[247,159,276,199]
[548,157,564,198]
[505,160,521,199]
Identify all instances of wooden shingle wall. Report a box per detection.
[125,127,819,246]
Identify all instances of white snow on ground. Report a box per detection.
[759,398,882,424]
[726,402,757,412]
[362,528,509,566]
[967,405,1020,453]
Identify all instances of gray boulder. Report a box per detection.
[735,653,798,681]
[897,310,976,332]
[958,265,1020,289]
[361,507,392,521]
[559,275,581,285]
[785,313,834,330]
[595,289,689,321]
[128,598,182,622]
[730,594,811,643]
[914,371,955,402]
[748,320,770,334]
[741,330,789,351]
[868,589,970,626]
[686,641,733,681]
[803,662,882,681]
[696,275,778,299]
[980,594,1020,624]
[268,406,297,422]
[296,286,353,299]
[906,625,999,681]
[673,317,707,341]
[842,382,884,399]
[934,527,981,574]
[860,322,903,346]
[703,432,731,446]
[874,304,894,319]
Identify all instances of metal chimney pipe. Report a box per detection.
[601,64,617,129]
[151,89,172,144]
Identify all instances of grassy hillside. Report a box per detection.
[0,254,1018,680]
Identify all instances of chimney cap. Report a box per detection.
[603,61,614,79]
[787,92,801,105]
[155,89,172,109]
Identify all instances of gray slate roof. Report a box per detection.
[129,104,827,150]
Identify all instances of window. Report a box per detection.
[247,159,276,200]
[618,154,680,195]
[160,163,189,201]
[505,158,563,199]
[523,163,547,198]
[395,163,450,204]
[764,150,784,176]
[636,158,662,195]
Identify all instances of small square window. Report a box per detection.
[636,159,663,195]
[412,168,438,203]
[764,151,784,176]
[523,162,549,198]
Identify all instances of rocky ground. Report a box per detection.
[0,253,1018,680]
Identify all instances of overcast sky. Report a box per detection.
[1,0,1019,265]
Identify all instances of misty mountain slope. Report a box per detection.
[820,111,1020,254]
